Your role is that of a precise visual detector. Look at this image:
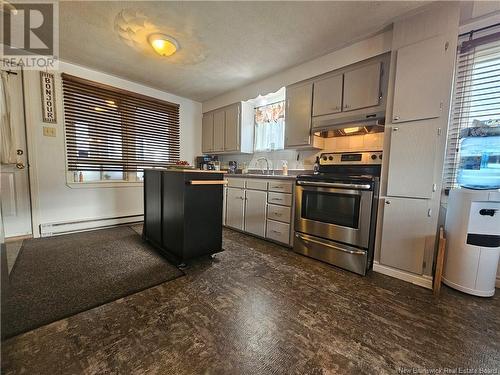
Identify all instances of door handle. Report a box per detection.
[16,162,25,169]
[295,233,366,255]
[479,209,497,216]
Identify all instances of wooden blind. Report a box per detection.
[62,74,180,172]
[443,24,500,190]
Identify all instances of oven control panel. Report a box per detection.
[320,151,383,165]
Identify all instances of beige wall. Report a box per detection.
[24,61,202,236]
[202,31,393,112]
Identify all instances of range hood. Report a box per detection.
[313,118,385,138]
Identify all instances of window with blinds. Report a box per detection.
[443,24,500,190]
[62,74,180,181]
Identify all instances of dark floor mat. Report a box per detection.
[1,226,183,339]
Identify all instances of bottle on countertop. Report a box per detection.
[313,156,320,175]
[282,160,288,176]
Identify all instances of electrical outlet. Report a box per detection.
[43,126,56,137]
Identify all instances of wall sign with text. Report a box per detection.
[40,72,57,123]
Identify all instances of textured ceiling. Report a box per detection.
[60,1,428,102]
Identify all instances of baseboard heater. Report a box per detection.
[39,214,144,237]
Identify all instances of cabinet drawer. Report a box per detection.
[226,178,245,188]
[246,179,268,191]
[266,220,290,245]
[268,181,293,193]
[268,192,292,206]
[267,204,291,223]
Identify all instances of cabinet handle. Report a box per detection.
[385,200,391,205]
[273,212,283,216]
[393,116,400,121]
[427,209,432,217]
[272,198,283,201]
[392,127,399,132]
[271,230,282,234]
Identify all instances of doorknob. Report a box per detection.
[16,162,25,169]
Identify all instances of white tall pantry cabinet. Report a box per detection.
[375,4,460,287]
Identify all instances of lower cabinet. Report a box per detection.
[226,187,245,230]
[223,178,294,246]
[379,197,432,274]
[266,220,290,244]
[244,190,267,237]
[222,186,227,225]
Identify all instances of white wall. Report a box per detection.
[217,133,384,172]
[24,61,202,235]
[202,30,393,112]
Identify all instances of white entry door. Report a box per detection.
[1,71,32,238]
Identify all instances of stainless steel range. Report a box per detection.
[294,151,382,275]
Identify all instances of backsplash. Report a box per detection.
[217,133,384,171]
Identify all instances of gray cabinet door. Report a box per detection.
[312,74,343,116]
[222,186,227,225]
[343,62,381,111]
[226,188,245,230]
[224,104,240,152]
[379,197,431,274]
[285,83,313,147]
[201,113,214,153]
[244,189,267,237]
[213,110,225,152]
[386,124,438,199]
[392,36,447,123]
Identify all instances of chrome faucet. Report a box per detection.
[256,157,273,175]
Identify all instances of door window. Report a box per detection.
[302,191,360,228]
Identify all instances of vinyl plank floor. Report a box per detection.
[1,229,499,374]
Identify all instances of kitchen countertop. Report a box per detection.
[225,173,298,180]
[145,168,227,174]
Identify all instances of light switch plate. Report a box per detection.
[43,126,56,137]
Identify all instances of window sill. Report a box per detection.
[66,181,143,189]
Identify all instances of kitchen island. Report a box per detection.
[143,169,226,266]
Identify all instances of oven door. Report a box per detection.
[295,181,373,249]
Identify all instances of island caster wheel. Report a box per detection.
[210,254,216,259]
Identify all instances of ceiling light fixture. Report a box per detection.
[148,33,179,57]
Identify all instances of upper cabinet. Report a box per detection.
[392,36,448,123]
[213,110,225,152]
[224,104,240,152]
[343,62,381,112]
[312,74,343,117]
[386,123,440,199]
[310,54,389,130]
[285,55,388,148]
[285,82,314,148]
[201,112,214,153]
[201,102,254,154]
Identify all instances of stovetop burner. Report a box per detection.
[297,151,382,184]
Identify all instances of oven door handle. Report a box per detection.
[295,233,366,255]
[296,180,372,190]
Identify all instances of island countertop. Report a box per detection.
[144,168,226,174]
